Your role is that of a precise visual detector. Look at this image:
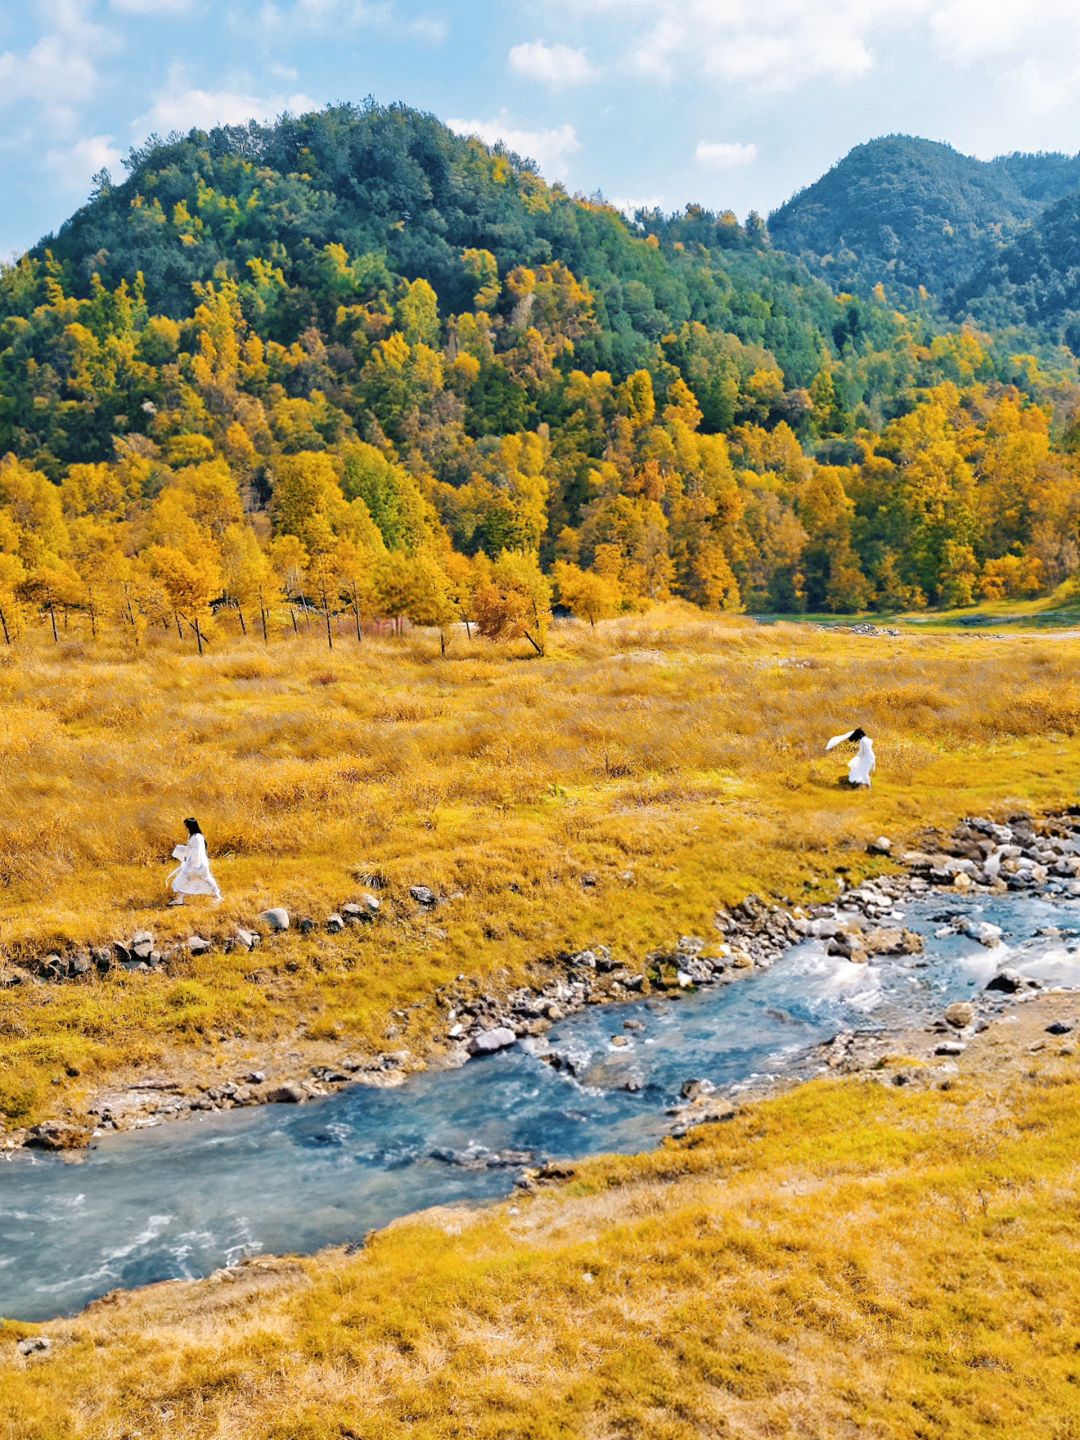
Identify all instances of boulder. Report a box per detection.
[944,1001,975,1030]
[187,935,212,956]
[985,968,1039,994]
[25,1121,88,1151]
[962,920,1003,948]
[296,917,316,935]
[92,946,113,974]
[17,1337,52,1357]
[267,1080,306,1104]
[234,928,259,951]
[69,953,93,976]
[935,1040,966,1056]
[326,913,345,934]
[1046,1021,1074,1036]
[679,1078,716,1101]
[131,931,154,959]
[863,927,924,957]
[259,908,290,933]
[409,886,437,906]
[827,934,868,963]
[868,836,892,855]
[467,1026,517,1056]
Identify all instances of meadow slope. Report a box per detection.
[1,607,1079,1132]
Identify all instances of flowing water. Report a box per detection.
[3,891,1079,1322]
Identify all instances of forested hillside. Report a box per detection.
[956,190,1080,348]
[769,135,1080,303]
[1,101,1079,644]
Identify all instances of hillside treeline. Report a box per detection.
[1,102,1079,645]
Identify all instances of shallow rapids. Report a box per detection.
[3,891,1079,1322]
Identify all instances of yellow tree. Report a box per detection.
[474,550,552,656]
[0,553,26,644]
[553,560,622,627]
[269,533,309,636]
[144,544,219,654]
[404,550,457,655]
[221,524,274,642]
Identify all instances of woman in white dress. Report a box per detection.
[825,728,876,788]
[168,817,222,906]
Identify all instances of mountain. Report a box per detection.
[955,190,1080,348]
[23,102,849,390]
[0,101,1078,627]
[769,135,1080,302]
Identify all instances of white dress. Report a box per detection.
[848,737,876,787]
[169,833,221,898]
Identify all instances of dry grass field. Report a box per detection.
[1,606,1079,1130]
[3,994,1079,1440]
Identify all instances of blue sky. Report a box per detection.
[3,0,1080,259]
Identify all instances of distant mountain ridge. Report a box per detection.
[769,135,1080,315]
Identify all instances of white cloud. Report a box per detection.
[0,0,112,127]
[134,70,318,135]
[46,134,123,192]
[447,114,581,178]
[695,140,758,169]
[111,0,194,12]
[260,0,389,27]
[409,16,448,43]
[509,40,596,87]
[553,0,1080,105]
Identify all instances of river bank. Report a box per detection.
[6,806,1080,1155]
[5,980,1078,1439]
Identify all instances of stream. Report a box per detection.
[3,891,1080,1322]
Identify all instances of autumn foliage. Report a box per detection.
[1,103,1079,650]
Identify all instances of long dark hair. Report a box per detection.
[183,817,203,836]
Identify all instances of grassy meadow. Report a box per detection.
[1,605,1079,1130]
[3,995,1079,1439]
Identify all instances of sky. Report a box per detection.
[3,0,1080,258]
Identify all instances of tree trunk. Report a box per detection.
[123,585,136,629]
[464,618,472,641]
[0,607,9,645]
[237,606,247,636]
[322,587,333,651]
[522,628,544,656]
[260,605,269,645]
[47,595,59,643]
[194,617,204,656]
[87,585,97,638]
[352,582,362,643]
[439,627,446,657]
[174,611,183,640]
[290,607,298,635]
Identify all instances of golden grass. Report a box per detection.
[3,1002,1079,1439]
[2,605,1080,1129]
